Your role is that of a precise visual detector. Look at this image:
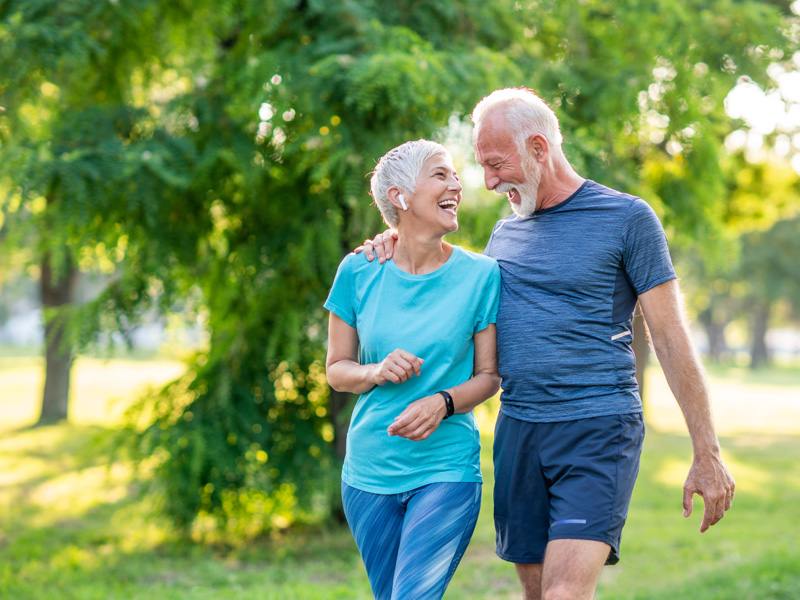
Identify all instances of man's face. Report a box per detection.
[474,113,541,217]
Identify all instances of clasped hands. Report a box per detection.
[373,349,447,442]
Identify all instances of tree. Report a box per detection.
[738,216,800,367]
[677,159,800,365]
[122,0,529,539]
[0,0,208,423]
[3,0,798,538]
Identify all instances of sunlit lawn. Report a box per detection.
[1,350,799,599]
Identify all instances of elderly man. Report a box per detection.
[360,88,735,600]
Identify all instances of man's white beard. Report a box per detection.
[498,154,541,217]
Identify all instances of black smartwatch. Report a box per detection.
[437,390,455,419]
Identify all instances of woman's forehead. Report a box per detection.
[422,153,456,171]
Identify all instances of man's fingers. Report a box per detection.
[682,487,694,518]
[700,497,722,533]
[363,241,375,262]
[370,234,386,263]
[381,234,394,260]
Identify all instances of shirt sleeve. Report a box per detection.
[622,199,677,295]
[324,253,358,327]
[474,260,501,333]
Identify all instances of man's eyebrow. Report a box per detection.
[477,155,500,166]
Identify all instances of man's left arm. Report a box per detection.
[638,279,735,533]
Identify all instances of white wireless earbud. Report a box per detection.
[398,193,408,211]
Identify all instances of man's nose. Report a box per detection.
[484,169,499,191]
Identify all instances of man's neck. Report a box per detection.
[537,165,585,211]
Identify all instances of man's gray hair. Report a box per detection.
[471,88,563,158]
[370,139,449,227]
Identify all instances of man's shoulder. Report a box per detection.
[581,180,640,206]
[489,214,525,236]
[578,181,664,225]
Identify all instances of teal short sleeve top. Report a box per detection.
[324,246,501,494]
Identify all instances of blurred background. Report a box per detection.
[1,1,799,598]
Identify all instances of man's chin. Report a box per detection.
[510,200,536,217]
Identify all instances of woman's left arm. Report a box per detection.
[387,324,500,441]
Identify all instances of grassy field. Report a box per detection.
[1,353,799,599]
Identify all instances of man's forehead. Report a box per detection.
[475,122,514,162]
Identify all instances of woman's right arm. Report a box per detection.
[326,312,424,394]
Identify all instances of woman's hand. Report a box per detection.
[371,349,424,386]
[387,394,447,441]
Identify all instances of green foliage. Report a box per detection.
[526,0,794,252]
[118,0,528,539]
[740,216,800,311]
[4,0,800,537]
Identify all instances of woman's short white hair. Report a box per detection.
[370,139,449,227]
[471,88,563,159]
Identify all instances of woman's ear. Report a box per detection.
[389,188,408,211]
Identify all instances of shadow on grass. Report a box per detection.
[3,422,799,600]
[595,429,800,600]
[0,422,369,599]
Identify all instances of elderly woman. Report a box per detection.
[325,139,501,600]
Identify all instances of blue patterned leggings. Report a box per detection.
[342,481,482,600]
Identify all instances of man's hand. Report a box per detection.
[354,229,398,263]
[683,454,735,532]
[371,349,424,386]
[387,394,447,441]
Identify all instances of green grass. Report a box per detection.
[1,356,799,599]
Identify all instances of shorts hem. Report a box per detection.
[495,550,545,565]
[547,534,620,565]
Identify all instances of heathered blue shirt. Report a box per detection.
[325,246,501,494]
[483,180,676,422]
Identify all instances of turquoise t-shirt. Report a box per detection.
[324,246,501,494]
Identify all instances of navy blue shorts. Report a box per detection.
[493,411,645,565]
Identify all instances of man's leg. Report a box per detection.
[514,563,543,600]
[540,539,609,600]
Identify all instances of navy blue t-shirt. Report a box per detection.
[484,180,676,422]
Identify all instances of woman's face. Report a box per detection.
[404,153,462,234]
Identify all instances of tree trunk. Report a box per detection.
[37,251,78,425]
[327,386,354,523]
[632,305,650,412]
[698,305,728,363]
[749,302,771,370]
[328,387,354,461]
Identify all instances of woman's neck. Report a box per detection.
[392,228,452,275]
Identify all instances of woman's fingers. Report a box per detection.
[379,350,424,383]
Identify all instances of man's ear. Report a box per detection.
[527,134,548,161]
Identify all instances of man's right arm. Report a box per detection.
[354,229,398,263]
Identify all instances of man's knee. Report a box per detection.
[515,563,542,600]
[542,583,581,600]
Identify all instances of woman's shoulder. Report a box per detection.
[452,246,499,272]
[337,251,378,273]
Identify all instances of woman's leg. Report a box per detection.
[341,482,406,600]
[392,482,482,600]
